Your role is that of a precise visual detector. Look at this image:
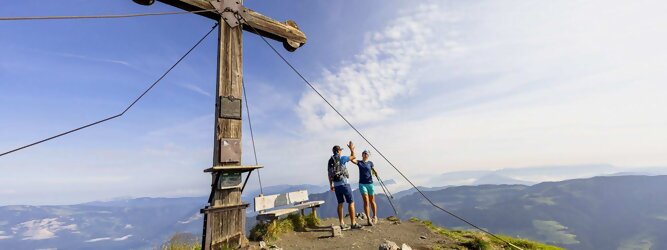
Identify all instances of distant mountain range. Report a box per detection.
[391,175,667,250]
[307,175,667,250]
[427,164,667,187]
[1,174,666,249]
[0,197,205,249]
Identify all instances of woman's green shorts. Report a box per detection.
[359,183,375,195]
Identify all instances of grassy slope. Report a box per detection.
[410,218,563,250]
[245,214,560,250]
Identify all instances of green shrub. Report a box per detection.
[305,212,320,228]
[161,233,201,250]
[250,212,320,242]
[249,220,292,242]
[288,213,306,232]
[461,237,490,250]
[249,217,294,241]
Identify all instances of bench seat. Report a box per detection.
[254,190,324,223]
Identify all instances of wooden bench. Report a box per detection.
[254,190,324,223]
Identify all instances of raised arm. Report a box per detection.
[348,141,357,163]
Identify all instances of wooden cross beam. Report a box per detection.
[133,1,307,249]
[141,0,306,50]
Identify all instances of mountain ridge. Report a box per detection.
[1,175,665,249]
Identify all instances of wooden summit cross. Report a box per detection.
[132,0,306,249]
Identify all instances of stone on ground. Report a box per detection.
[386,216,400,222]
[331,225,342,237]
[379,240,400,250]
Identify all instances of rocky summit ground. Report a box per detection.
[250,217,456,250]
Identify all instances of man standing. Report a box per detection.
[351,150,378,226]
[328,141,362,229]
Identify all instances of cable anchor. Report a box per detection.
[210,0,249,28]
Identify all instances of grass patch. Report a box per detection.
[305,212,321,228]
[532,220,579,245]
[250,213,319,242]
[410,217,563,250]
[288,213,306,232]
[161,233,201,250]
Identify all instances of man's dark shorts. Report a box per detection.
[334,184,354,204]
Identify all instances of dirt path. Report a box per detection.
[250,218,457,250]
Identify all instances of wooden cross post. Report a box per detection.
[133,1,306,249]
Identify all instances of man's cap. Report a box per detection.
[332,145,343,154]
[362,150,371,155]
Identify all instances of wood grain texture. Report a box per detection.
[208,208,245,249]
[204,213,212,248]
[213,17,243,166]
[205,14,248,250]
[243,9,307,48]
[216,120,242,139]
[212,188,241,207]
[155,0,306,49]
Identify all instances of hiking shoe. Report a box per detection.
[351,223,363,229]
[340,224,350,230]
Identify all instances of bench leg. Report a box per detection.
[311,207,317,218]
[300,209,305,216]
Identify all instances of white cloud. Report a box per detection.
[296,4,461,132]
[179,83,212,97]
[85,237,111,243]
[83,228,133,242]
[178,213,203,224]
[257,0,667,187]
[113,234,132,241]
[124,224,133,229]
[12,218,78,240]
[51,52,132,67]
[0,230,13,240]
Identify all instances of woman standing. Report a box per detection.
[352,150,378,226]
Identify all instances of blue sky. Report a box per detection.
[1,0,666,205]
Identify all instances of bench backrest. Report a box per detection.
[254,190,310,212]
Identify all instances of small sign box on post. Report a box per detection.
[220,96,242,120]
[219,139,241,163]
[218,172,242,189]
